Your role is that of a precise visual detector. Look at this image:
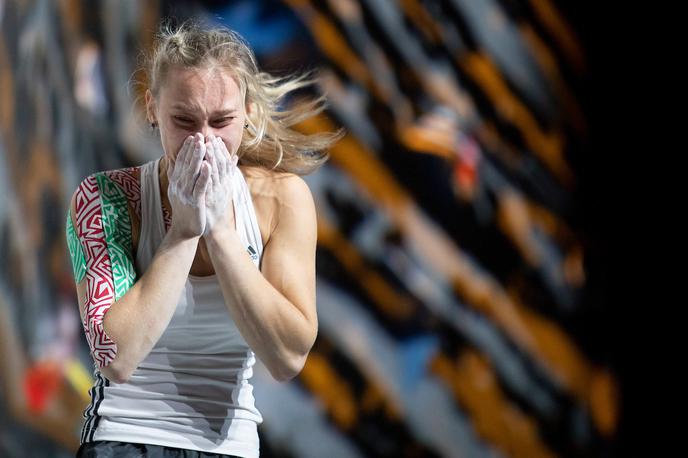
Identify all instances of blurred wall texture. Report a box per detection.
[0,1,621,457]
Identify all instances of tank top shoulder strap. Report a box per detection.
[136,157,165,273]
[233,167,264,269]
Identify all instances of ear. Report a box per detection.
[145,89,157,124]
[244,100,254,122]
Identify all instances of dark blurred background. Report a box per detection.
[0,0,634,456]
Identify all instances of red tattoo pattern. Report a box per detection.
[74,175,118,368]
[104,168,141,220]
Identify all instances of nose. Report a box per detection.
[199,122,222,141]
[199,122,211,139]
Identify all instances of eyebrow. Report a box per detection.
[170,104,238,116]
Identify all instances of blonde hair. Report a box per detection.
[145,21,344,175]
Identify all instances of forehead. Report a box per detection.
[159,66,242,111]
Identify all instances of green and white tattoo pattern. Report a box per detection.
[66,210,86,283]
[95,173,137,301]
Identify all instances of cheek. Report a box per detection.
[217,131,243,156]
[161,129,189,160]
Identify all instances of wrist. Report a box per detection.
[204,224,239,248]
[166,225,203,244]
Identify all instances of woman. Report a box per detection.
[67,22,343,458]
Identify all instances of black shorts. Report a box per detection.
[76,440,243,457]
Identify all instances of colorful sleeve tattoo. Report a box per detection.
[66,168,141,369]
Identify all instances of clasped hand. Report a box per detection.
[166,133,238,238]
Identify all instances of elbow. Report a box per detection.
[113,372,131,384]
[87,316,131,383]
[271,329,317,382]
[91,345,132,384]
[99,359,131,384]
[108,368,131,385]
[270,353,308,383]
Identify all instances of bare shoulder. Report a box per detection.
[70,166,141,210]
[241,165,313,206]
[240,165,315,244]
[239,164,299,182]
[70,165,143,248]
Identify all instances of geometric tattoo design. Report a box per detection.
[95,173,137,299]
[66,210,86,283]
[104,166,171,231]
[104,167,141,220]
[72,171,139,369]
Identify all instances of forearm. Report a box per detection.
[102,229,199,382]
[205,230,314,381]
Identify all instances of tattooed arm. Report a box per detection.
[67,144,208,383]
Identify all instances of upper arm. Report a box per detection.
[259,175,318,339]
[66,171,139,371]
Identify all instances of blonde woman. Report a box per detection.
[67,22,342,458]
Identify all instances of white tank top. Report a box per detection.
[81,157,264,458]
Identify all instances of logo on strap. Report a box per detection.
[247,245,259,261]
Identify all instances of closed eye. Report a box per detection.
[212,117,234,127]
[173,116,194,124]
